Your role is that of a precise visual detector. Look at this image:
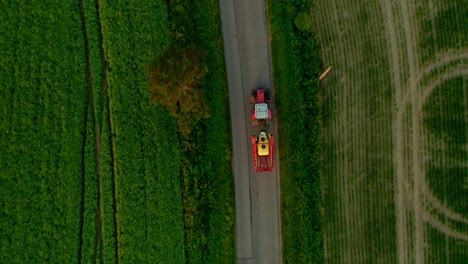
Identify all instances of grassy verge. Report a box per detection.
[266,0,323,263]
[0,2,87,263]
[166,0,236,263]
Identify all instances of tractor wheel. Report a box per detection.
[264,90,272,103]
[250,90,257,104]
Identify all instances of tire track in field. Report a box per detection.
[418,67,468,112]
[414,52,468,233]
[385,0,437,262]
[383,0,428,262]
[94,0,120,262]
[78,0,94,262]
[78,32,93,264]
[395,48,468,226]
[417,65,468,238]
[380,0,408,262]
[398,0,427,262]
[398,49,468,108]
[424,187,468,225]
[79,0,105,262]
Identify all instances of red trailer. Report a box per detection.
[250,87,272,126]
[251,130,274,173]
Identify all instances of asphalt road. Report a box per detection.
[219,0,281,263]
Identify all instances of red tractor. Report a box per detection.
[251,87,272,126]
[251,129,274,173]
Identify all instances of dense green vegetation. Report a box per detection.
[166,0,236,263]
[423,77,468,218]
[0,1,86,263]
[266,0,323,263]
[98,1,186,263]
[1,1,234,263]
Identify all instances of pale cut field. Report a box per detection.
[311,0,468,263]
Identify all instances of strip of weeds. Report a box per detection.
[166,0,235,263]
[266,0,323,263]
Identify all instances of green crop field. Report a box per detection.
[0,2,87,262]
[0,1,234,263]
[310,0,468,263]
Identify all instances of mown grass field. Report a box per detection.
[0,1,234,263]
[266,0,323,263]
[310,0,468,262]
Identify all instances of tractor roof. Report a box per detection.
[255,103,269,119]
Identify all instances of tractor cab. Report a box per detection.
[251,87,272,125]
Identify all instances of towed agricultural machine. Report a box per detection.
[251,129,274,173]
[251,87,272,126]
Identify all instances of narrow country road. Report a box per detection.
[219,0,282,263]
